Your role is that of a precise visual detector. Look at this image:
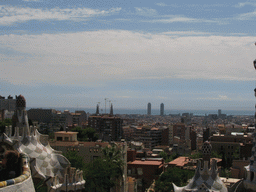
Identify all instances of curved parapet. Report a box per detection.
[173,142,227,192]
[19,130,70,180]
[0,153,35,192]
[172,183,184,192]
[1,94,85,191]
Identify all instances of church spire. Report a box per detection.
[96,104,99,115]
[110,103,113,116]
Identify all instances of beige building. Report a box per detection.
[50,131,110,163]
[50,131,130,192]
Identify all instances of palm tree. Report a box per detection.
[102,144,124,191]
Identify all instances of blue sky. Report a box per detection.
[1,0,256,111]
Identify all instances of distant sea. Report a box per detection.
[27,107,254,116]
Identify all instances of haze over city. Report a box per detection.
[1,0,256,111]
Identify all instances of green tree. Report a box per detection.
[154,167,194,192]
[159,151,178,163]
[84,145,124,192]
[190,152,203,159]
[211,150,222,159]
[232,147,240,160]
[190,150,221,159]
[71,126,98,141]
[220,168,231,178]
[102,145,123,178]
[63,151,85,170]
[0,119,12,133]
[84,158,117,192]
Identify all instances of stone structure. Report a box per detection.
[0,95,85,191]
[173,141,228,192]
[0,149,34,192]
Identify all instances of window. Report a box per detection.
[93,156,99,160]
[64,137,69,141]
[132,168,135,174]
[57,137,62,141]
[137,168,143,175]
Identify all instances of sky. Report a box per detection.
[1,0,256,111]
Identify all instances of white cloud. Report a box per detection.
[135,7,157,16]
[0,5,121,25]
[236,10,256,20]
[197,95,230,101]
[0,30,255,86]
[146,15,222,24]
[235,2,256,8]
[156,3,168,7]
[161,31,213,36]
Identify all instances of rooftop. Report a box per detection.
[168,156,189,167]
[128,160,163,166]
[55,131,78,135]
[50,141,110,147]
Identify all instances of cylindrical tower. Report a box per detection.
[16,95,26,109]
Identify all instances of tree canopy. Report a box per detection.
[159,151,179,163]
[63,150,85,170]
[63,144,124,192]
[83,145,124,192]
[71,126,99,141]
[0,119,12,133]
[154,167,194,192]
[189,150,222,159]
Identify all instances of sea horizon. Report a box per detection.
[26,107,254,116]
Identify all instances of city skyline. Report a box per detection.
[1,0,256,110]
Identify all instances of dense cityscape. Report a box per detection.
[1,95,256,191]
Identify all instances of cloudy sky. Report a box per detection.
[1,0,256,111]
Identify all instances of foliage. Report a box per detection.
[233,147,240,160]
[0,119,12,133]
[63,143,123,191]
[219,168,231,178]
[211,150,222,159]
[190,152,203,159]
[83,145,124,192]
[84,158,121,192]
[34,179,48,192]
[190,150,221,159]
[159,151,178,163]
[71,126,98,141]
[63,151,85,170]
[102,145,124,178]
[154,167,194,192]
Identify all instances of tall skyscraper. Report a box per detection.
[218,109,221,117]
[147,102,151,115]
[160,103,164,116]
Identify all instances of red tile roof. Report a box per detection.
[128,160,163,166]
[168,156,189,167]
